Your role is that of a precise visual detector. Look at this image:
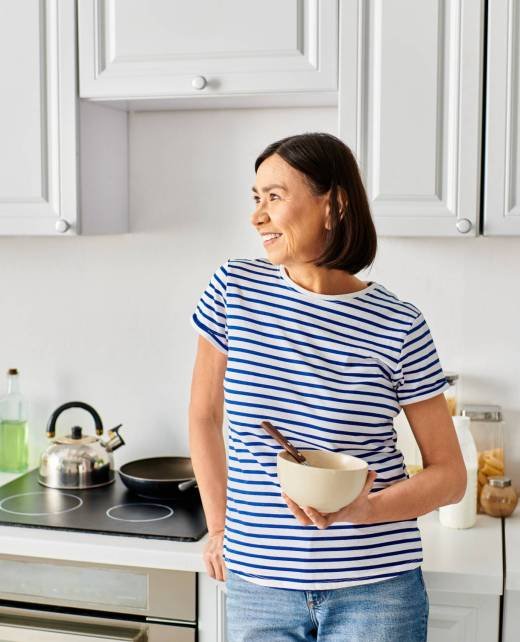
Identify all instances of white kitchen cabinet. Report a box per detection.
[198,573,227,642]
[504,511,520,642]
[0,0,127,236]
[338,0,485,237]
[482,1,520,235]
[77,0,338,110]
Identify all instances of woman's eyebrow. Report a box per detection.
[251,183,288,193]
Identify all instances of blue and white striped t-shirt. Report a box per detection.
[190,257,450,591]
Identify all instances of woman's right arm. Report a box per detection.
[188,334,228,582]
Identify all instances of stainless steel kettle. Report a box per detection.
[39,401,125,489]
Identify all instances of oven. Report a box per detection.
[0,554,196,641]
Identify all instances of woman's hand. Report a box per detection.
[203,529,227,581]
[281,470,378,528]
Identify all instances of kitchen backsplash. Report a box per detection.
[0,105,519,488]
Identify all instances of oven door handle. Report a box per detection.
[0,606,195,641]
[0,610,147,642]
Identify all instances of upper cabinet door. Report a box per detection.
[338,0,485,237]
[483,1,520,236]
[0,1,78,234]
[0,1,127,236]
[78,0,338,105]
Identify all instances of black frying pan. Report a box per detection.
[118,456,198,499]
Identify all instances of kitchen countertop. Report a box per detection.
[0,472,503,594]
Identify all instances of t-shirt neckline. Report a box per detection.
[278,264,378,301]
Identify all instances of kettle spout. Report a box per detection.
[103,424,125,452]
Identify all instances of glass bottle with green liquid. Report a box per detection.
[0,368,29,472]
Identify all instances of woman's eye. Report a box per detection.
[252,193,279,203]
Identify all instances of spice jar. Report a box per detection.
[461,404,505,513]
[444,372,459,416]
[480,477,518,517]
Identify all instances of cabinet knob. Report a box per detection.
[456,218,472,234]
[192,75,208,90]
[55,219,71,233]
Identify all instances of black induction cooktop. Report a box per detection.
[0,469,207,541]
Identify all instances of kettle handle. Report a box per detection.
[46,401,104,439]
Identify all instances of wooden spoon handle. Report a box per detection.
[260,421,307,464]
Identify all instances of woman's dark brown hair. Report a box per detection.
[254,132,377,274]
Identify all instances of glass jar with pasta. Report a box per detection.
[460,405,505,513]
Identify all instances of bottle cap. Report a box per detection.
[7,368,18,375]
[488,476,511,488]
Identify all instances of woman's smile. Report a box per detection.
[263,233,283,246]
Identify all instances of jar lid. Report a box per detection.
[460,404,503,422]
[444,371,459,384]
[488,476,511,488]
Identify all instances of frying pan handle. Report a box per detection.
[178,478,197,492]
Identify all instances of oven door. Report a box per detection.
[0,604,195,642]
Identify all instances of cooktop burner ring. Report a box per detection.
[106,503,174,523]
[0,492,83,516]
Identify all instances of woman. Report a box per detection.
[188,132,466,642]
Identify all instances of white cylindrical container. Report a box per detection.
[439,415,478,529]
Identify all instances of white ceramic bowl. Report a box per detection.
[277,449,369,513]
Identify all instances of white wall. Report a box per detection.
[0,105,519,491]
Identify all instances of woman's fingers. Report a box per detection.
[219,559,228,582]
[363,470,378,495]
[282,492,316,525]
[203,532,226,581]
[202,549,216,578]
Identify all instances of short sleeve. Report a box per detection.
[394,311,450,406]
[190,261,229,354]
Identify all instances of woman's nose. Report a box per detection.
[251,208,269,226]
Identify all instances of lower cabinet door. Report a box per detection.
[427,591,501,642]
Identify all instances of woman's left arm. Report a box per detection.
[282,393,468,528]
[365,392,467,523]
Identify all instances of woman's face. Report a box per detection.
[250,154,332,266]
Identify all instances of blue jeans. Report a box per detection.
[225,567,429,642]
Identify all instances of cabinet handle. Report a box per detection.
[55,220,71,233]
[456,218,472,234]
[192,75,208,90]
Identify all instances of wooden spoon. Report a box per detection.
[260,421,310,466]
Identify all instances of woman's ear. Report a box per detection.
[324,188,348,229]
[337,187,348,221]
